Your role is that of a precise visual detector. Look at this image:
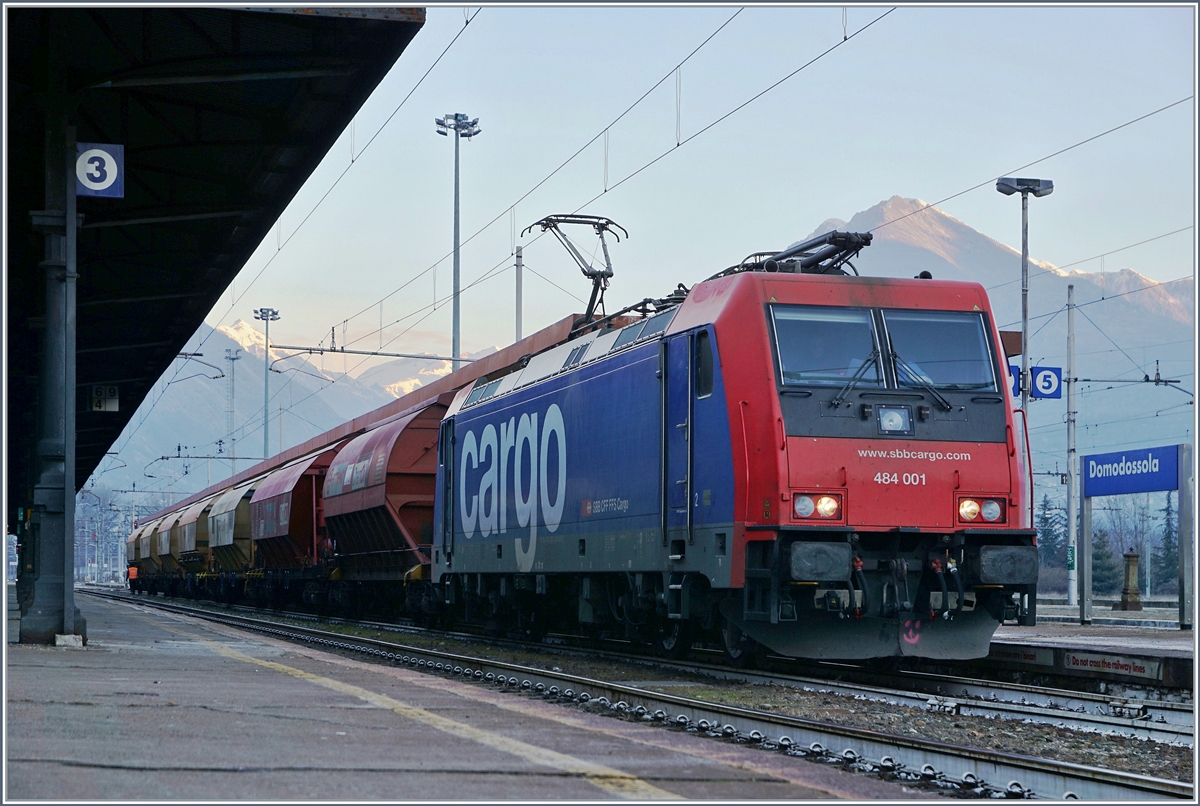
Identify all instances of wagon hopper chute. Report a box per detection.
[250,447,340,569]
[176,494,217,573]
[153,510,185,575]
[136,518,163,575]
[207,480,262,571]
[322,397,451,580]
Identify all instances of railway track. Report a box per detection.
[87,589,1192,800]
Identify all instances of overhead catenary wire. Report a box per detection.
[214,248,532,458]
[869,96,1194,236]
[571,8,897,207]
[1002,272,1194,328]
[986,226,1194,291]
[183,254,588,485]
[317,8,896,375]
[1028,305,1065,341]
[330,8,749,339]
[1075,306,1145,375]
[1028,406,1192,433]
[108,11,484,462]
[221,9,483,330]
[1037,337,1192,362]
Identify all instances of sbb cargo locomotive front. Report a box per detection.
[432,230,1037,661]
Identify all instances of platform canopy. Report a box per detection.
[6,7,425,507]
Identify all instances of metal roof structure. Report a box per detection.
[6,7,425,509]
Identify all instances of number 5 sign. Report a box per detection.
[76,143,124,198]
[1030,366,1062,399]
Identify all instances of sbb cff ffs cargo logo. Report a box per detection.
[459,403,567,572]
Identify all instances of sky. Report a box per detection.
[193,4,1195,384]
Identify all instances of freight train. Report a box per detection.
[127,223,1038,662]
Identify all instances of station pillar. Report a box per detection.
[20,40,86,644]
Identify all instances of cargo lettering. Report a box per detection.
[460,403,566,572]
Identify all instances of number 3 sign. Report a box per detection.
[75,143,124,198]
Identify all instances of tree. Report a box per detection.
[1090,528,1123,596]
[1036,495,1065,567]
[1152,491,1179,597]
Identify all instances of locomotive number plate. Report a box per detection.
[873,472,926,485]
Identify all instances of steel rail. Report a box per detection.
[91,591,1192,800]
[885,667,1193,729]
[617,654,1193,745]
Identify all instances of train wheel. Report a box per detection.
[653,619,693,660]
[720,618,755,668]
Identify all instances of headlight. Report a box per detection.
[981,500,1002,522]
[793,493,842,519]
[876,405,913,435]
[958,499,980,521]
[815,496,840,518]
[794,495,815,517]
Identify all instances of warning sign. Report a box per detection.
[1062,651,1161,681]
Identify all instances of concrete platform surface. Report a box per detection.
[6,596,921,800]
[995,609,1195,658]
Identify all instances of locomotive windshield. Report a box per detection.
[882,310,998,391]
[771,306,882,387]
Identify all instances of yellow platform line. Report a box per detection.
[154,621,679,800]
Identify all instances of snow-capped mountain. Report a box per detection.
[355,347,498,398]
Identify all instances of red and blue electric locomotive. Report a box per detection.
[129,221,1037,663]
[431,224,1036,661]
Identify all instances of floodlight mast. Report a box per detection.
[253,307,280,460]
[435,113,482,371]
[996,177,1054,416]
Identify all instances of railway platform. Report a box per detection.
[6,594,920,800]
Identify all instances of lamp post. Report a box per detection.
[253,307,280,460]
[435,113,481,372]
[995,177,1053,414]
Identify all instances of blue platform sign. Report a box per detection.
[1083,444,1180,497]
[75,143,124,198]
[1009,364,1019,397]
[1030,366,1062,399]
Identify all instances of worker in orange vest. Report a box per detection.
[126,565,138,590]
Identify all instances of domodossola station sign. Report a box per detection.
[1082,444,1183,497]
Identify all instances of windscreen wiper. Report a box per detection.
[892,352,954,411]
[830,349,879,408]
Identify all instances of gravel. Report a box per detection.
[661,683,1193,784]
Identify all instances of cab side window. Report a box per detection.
[695,329,714,398]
